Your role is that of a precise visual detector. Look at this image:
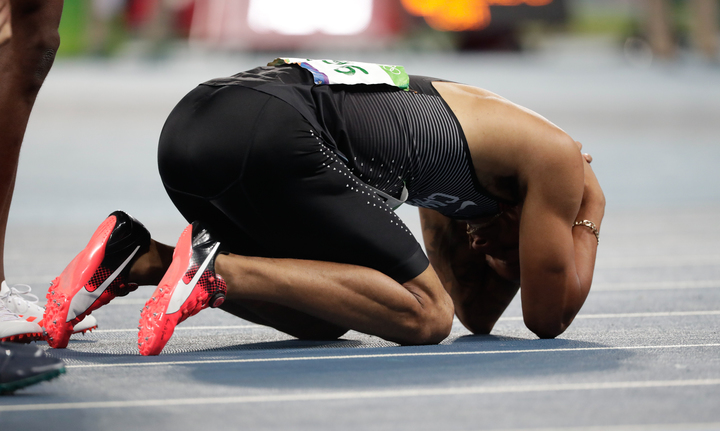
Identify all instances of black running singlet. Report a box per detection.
[202,64,500,219]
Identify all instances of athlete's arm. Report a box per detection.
[430,80,604,338]
[419,208,520,334]
[517,134,604,339]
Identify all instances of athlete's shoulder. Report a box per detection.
[432,81,503,101]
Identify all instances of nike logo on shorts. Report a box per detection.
[66,246,141,322]
[166,242,220,315]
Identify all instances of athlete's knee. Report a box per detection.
[396,267,454,345]
[5,0,61,91]
[397,288,454,345]
[24,35,59,89]
[397,301,453,345]
[4,39,59,99]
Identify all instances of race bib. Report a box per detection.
[269,58,410,90]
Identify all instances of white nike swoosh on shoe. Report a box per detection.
[66,245,141,322]
[166,242,220,315]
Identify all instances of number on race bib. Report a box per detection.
[269,58,410,90]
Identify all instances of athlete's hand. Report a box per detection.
[576,155,605,232]
[0,0,11,47]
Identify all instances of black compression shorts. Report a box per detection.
[158,84,429,283]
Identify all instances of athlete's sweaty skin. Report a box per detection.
[0,0,63,286]
[125,79,604,344]
[423,82,605,338]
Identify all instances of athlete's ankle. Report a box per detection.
[127,240,173,286]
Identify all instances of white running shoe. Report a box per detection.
[1,281,97,338]
[1,285,43,343]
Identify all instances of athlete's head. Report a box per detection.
[465,203,521,280]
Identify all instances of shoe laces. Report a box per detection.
[0,284,43,316]
[0,300,21,322]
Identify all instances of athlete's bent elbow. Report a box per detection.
[524,318,569,339]
[462,317,496,335]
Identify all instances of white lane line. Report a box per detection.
[92,325,256,334]
[17,253,720,283]
[90,310,720,334]
[64,343,720,369]
[498,310,720,321]
[483,422,720,431]
[597,255,720,269]
[592,280,720,291]
[2,378,719,412]
[108,279,720,303]
[29,280,720,310]
[577,310,720,319]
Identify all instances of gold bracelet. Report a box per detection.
[573,220,599,245]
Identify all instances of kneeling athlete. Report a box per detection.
[42,59,605,355]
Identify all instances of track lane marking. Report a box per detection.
[499,310,720,321]
[576,310,720,319]
[92,325,257,333]
[480,422,720,431]
[24,279,720,311]
[89,310,720,334]
[597,255,720,268]
[62,343,720,369]
[592,280,720,291]
[2,378,719,412]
